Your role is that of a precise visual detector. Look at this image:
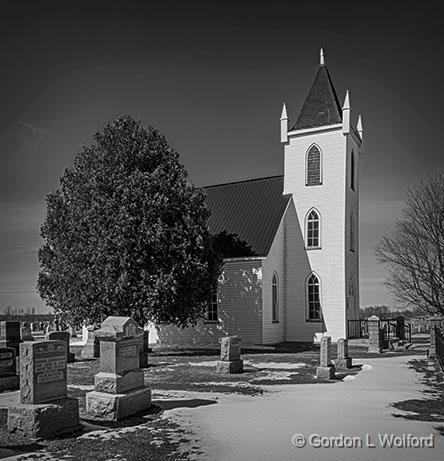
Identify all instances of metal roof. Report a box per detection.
[204,175,291,257]
[293,64,342,130]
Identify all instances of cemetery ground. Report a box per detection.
[1,338,444,460]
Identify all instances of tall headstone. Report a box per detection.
[0,347,19,392]
[85,336,151,421]
[216,336,243,373]
[81,326,99,359]
[6,341,80,437]
[20,323,33,342]
[138,330,150,368]
[316,336,335,379]
[368,315,382,353]
[0,321,22,355]
[46,331,75,363]
[334,338,352,370]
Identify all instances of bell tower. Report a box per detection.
[281,50,363,341]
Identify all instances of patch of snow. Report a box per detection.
[361,364,372,371]
[343,375,356,381]
[245,361,307,370]
[251,371,294,381]
[198,381,253,387]
[188,361,217,367]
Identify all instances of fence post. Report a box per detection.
[368,315,382,354]
[429,317,444,358]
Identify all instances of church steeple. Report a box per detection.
[292,51,342,131]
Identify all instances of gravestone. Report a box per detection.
[46,331,75,363]
[368,315,382,353]
[85,336,151,421]
[0,347,19,392]
[6,340,80,437]
[0,321,22,355]
[21,324,33,342]
[81,326,100,359]
[334,338,352,370]
[316,336,335,379]
[138,330,149,368]
[216,336,243,373]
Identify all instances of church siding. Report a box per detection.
[154,259,263,347]
[262,212,286,344]
[284,127,348,341]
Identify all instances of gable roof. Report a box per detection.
[293,64,342,130]
[204,175,291,257]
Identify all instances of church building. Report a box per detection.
[155,50,363,346]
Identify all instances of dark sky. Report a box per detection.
[0,0,443,311]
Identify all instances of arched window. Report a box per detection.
[306,209,320,248]
[307,273,321,320]
[272,273,279,322]
[306,145,322,186]
[350,150,355,191]
[350,212,355,252]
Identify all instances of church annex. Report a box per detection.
[155,51,363,346]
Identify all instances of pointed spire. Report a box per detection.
[280,102,288,120]
[357,114,363,141]
[280,102,288,143]
[342,90,350,110]
[342,90,351,134]
[320,48,325,66]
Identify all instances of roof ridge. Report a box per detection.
[203,174,283,189]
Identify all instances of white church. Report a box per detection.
[156,50,363,346]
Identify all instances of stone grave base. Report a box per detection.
[334,357,352,370]
[216,359,243,374]
[67,352,75,363]
[85,387,151,421]
[7,397,80,438]
[94,370,144,394]
[368,346,382,354]
[316,365,336,380]
[0,375,19,393]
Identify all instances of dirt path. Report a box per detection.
[164,355,444,460]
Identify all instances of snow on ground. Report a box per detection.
[67,384,94,391]
[244,361,307,370]
[163,355,444,461]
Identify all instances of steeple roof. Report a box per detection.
[293,63,343,130]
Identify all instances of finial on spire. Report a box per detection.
[357,114,363,141]
[280,102,288,120]
[320,48,325,66]
[280,102,288,143]
[342,90,350,110]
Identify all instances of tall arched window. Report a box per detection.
[350,150,355,191]
[306,209,320,248]
[350,212,355,252]
[272,273,279,323]
[307,273,321,320]
[306,145,322,186]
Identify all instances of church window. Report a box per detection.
[272,273,279,323]
[351,150,355,191]
[306,209,320,248]
[307,274,321,320]
[206,291,218,322]
[306,145,322,186]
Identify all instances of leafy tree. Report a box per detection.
[38,116,220,327]
[211,231,256,258]
[376,171,444,316]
